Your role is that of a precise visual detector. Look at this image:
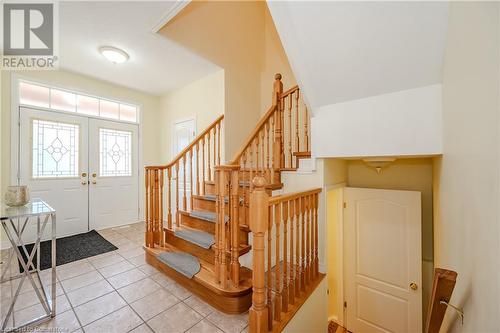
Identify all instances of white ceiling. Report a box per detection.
[268,1,449,109]
[59,1,220,96]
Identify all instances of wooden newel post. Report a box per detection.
[249,176,269,333]
[272,73,283,184]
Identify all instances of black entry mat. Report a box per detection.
[18,230,118,272]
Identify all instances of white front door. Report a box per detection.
[344,187,422,333]
[88,118,139,230]
[20,107,89,241]
[19,107,139,239]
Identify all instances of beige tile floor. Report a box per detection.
[0,222,249,333]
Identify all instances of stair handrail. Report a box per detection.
[249,176,322,333]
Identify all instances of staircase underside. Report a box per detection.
[144,245,253,314]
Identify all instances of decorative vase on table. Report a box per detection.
[4,186,30,207]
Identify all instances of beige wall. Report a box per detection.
[434,2,500,331]
[0,69,161,196]
[158,70,224,163]
[282,278,329,333]
[160,1,295,161]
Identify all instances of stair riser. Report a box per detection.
[165,229,214,263]
[179,212,215,234]
[145,250,252,314]
[192,197,228,212]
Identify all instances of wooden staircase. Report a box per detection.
[144,74,323,332]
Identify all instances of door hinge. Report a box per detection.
[343,202,347,209]
[344,301,347,308]
[327,289,329,295]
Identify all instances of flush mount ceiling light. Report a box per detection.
[99,46,129,64]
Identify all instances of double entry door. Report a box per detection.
[19,107,139,241]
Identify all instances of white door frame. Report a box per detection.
[9,73,144,222]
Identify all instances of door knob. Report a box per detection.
[81,172,87,177]
[410,282,418,291]
[92,173,97,178]
[81,181,87,185]
[92,180,97,184]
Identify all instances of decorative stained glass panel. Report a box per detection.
[100,128,132,177]
[32,119,79,178]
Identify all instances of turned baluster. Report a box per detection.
[208,131,211,182]
[260,129,265,178]
[213,127,217,168]
[217,123,221,165]
[266,120,270,181]
[295,90,300,154]
[248,176,269,333]
[190,149,194,209]
[167,167,172,230]
[159,169,164,246]
[305,106,309,151]
[314,193,319,277]
[267,205,273,330]
[242,154,249,227]
[145,169,152,247]
[230,168,240,287]
[288,93,293,168]
[183,156,187,211]
[175,162,180,227]
[300,196,306,291]
[202,139,206,192]
[304,196,311,286]
[249,141,255,193]
[289,199,295,304]
[150,170,155,244]
[274,203,282,321]
[255,136,260,177]
[280,95,285,168]
[282,201,289,313]
[196,143,201,195]
[295,197,301,295]
[273,74,283,179]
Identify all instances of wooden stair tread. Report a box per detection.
[177,209,251,233]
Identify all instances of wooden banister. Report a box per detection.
[426,268,458,333]
[145,114,224,249]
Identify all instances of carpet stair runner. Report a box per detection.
[189,210,229,224]
[174,228,215,249]
[157,252,201,279]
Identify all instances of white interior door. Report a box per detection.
[88,118,139,230]
[344,187,422,333]
[19,107,89,241]
[172,118,195,156]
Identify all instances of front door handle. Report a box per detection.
[410,282,418,291]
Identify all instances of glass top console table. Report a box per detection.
[0,199,56,332]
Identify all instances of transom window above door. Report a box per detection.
[19,81,139,123]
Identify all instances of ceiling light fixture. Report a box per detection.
[99,46,129,64]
